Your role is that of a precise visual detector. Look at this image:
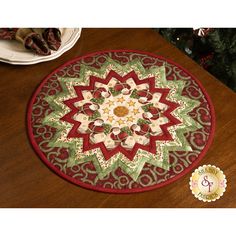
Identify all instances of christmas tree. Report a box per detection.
[157,28,236,92]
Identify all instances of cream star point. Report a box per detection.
[128,100,135,106]
[117,97,125,103]
[132,108,139,115]
[117,119,125,125]
[126,116,135,122]
[102,107,110,114]
[107,100,114,106]
[107,115,114,123]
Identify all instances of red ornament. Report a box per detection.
[137,89,153,103]
[88,119,104,133]
[93,87,110,99]
[199,53,214,69]
[113,82,131,94]
[79,103,99,116]
[131,123,151,136]
[110,128,129,143]
[143,106,161,120]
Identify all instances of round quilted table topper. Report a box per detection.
[28,50,215,193]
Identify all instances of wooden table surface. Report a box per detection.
[0,28,235,208]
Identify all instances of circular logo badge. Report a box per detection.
[190,165,227,202]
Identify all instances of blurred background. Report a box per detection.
[157,28,236,92]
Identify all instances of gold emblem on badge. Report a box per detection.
[190,165,227,202]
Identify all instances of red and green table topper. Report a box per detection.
[28,50,215,193]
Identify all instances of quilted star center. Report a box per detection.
[59,69,181,162]
[43,57,202,181]
[113,106,129,117]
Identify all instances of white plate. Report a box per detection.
[0,28,82,65]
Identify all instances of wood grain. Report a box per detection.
[0,28,235,208]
